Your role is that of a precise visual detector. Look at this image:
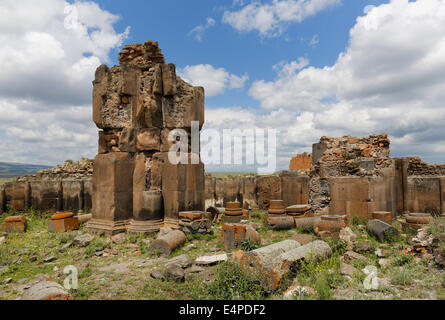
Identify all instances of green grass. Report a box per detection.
[1,208,445,300]
[0,178,13,186]
[208,260,268,300]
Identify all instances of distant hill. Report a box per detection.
[0,162,52,178]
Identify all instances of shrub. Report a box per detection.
[208,261,267,300]
[393,253,414,266]
[240,239,258,252]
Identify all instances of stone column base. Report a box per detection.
[128,219,163,234]
[163,217,180,229]
[86,219,128,236]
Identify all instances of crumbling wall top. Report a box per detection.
[312,133,391,177]
[118,41,165,68]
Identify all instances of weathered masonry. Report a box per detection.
[87,41,205,235]
[2,132,444,222]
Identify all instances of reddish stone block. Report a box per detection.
[221,223,247,250]
[0,216,27,233]
[372,211,392,225]
[48,212,79,233]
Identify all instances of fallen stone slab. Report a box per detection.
[73,233,94,247]
[289,234,313,245]
[112,233,126,245]
[340,262,358,277]
[21,281,72,300]
[375,248,391,258]
[149,230,186,256]
[150,270,165,280]
[265,240,332,288]
[367,219,399,242]
[195,254,228,266]
[166,264,185,282]
[240,239,301,269]
[165,254,192,269]
[353,241,373,253]
[344,251,367,262]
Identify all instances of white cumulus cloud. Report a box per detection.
[0,0,130,165]
[247,0,445,165]
[178,64,249,96]
[222,0,341,37]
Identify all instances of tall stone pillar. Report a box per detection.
[87,41,205,235]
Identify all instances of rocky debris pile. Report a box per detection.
[179,211,213,234]
[411,227,445,267]
[266,200,292,229]
[17,158,94,181]
[314,215,348,240]
[407,157,445,176]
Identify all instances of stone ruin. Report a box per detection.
[309,133,445,220]
[289,152,312,171]
[0,159,93,215]
[0,42,444,230]
[86,41,205,235]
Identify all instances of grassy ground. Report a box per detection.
[1,207,444,300]
[0,178,13,186]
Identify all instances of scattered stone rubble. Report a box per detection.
[411,228,445,267]
[179,211,213,234]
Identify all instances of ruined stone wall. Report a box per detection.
[394,157,445,216]
[0,159,93,215]
[0,178,92,214]
[407,157,445,176]
[309,133,394,216]
[204,171,310,210]
[289,153,312,171]
[88,41,205,235]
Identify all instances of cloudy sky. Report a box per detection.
[1,0,445,172]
